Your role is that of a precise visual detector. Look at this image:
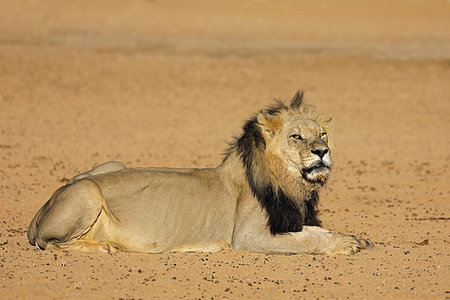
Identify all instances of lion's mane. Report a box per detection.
[226,91,332,235]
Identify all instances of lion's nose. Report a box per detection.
[311,149,328,159]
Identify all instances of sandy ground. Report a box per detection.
[1,0,449,299]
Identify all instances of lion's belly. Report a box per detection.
[87,168,236,252]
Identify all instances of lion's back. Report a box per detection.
[87,167,236,251]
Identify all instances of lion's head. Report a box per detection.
[257,91,333,185]
[228,91,333,234]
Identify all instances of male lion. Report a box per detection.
[28,92,372,255]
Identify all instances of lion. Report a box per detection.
[27,91,372,255]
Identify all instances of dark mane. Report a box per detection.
[226,100,321,235]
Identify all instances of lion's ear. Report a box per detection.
[257,112,282,141]
[290,90,304,110]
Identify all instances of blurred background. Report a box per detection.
[1,0,448,168]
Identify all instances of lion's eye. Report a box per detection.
[319,132,327,138]
[290,134,303,141]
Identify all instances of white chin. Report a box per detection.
[306,173,316,181]
[305,170,329,183]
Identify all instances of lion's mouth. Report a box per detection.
[303,161,330,174]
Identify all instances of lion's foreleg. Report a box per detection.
[233,226,372,255]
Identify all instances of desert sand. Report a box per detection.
[0,0,449,299]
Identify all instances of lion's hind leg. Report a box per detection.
[53,240,122,253]
[27,179,104,250]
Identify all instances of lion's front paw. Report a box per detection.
[356,237,374,250]
[326,233,373,255]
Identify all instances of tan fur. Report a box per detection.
[27,93,372,255]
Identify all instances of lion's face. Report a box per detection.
[260,113,333,185]
[280,116,332,183]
